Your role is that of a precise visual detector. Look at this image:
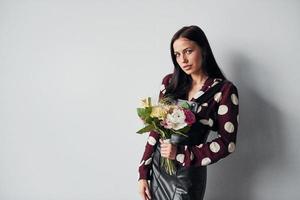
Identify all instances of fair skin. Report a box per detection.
[138,37,207,200]
[138,179,151,200]
[173,37,208,101]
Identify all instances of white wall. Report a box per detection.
[0,0,299,199]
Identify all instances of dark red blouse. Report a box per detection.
[138,74,239,180]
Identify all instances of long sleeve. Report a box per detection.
[175,82,239,167]
[138,74,173,180]
[138,130,160,180]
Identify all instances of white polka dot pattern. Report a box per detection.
[138,76,239,180]
[139,160,145,167]
[197,106,202,113]
[193,91,204,99]
[231,94,238,105]
[190,152,194,161]
[202,103,208,107]
[147,136,157,146]
[145,157,152,165]
[160,84,166,94]
[200,119,208,125]
[200,118,214,127]
[218,105,228,115]
[224,122,235,133]
[209,142,221,153]
[228,142,236,153]
[214,92,222,102]
[176,154,185,163]
[201,157,211,166]
[208,118,214,127]
[211,81,218,87]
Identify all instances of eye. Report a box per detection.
[174,53,180,57]
[186,49,193,54]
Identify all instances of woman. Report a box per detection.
[138,25,239,200]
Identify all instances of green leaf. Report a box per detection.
[137,108,145,118]
[172,130,189,137]
[136,124,155,134]
[148,97,152,107]
[137,107,152,119]
[179,102,190,109]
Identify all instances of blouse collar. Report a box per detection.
[190,77,223,101]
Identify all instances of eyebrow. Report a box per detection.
[173,47,192,54]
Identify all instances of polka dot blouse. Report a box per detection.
[138,74,239,180]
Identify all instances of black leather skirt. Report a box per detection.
[150,144,207,200]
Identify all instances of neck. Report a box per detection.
[191,71,208,85]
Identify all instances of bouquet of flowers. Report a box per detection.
[136,97,196,175]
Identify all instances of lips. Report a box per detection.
[182,65,192,69]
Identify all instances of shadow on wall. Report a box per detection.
[206,53,287,200]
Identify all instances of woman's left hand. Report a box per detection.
[160,139,177,160]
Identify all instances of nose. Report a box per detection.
[179,54,188,64]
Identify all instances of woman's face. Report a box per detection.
[173,37,203,75]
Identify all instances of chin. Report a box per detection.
[182,70,191,75]
[183,70,196,75]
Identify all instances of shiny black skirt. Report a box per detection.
[150,144,207,200]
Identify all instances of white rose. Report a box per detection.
[166,108,187,130]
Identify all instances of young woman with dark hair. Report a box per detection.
[138,25,239,200]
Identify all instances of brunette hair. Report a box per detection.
[165,25,226,99]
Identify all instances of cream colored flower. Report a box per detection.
[150,106,167,120]
[140,97,151,108]
[165,108,187,130]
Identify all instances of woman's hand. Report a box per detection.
[138,179,151,200]
[160,139,177,160]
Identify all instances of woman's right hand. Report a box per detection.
[138,179,151,200]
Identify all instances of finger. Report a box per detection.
[160,147,169,154]
[161,147,171,153]
[138,184,146,200]
[161,143,171,148]
[159,139,163,143]
[164,139,170,143]
[141,195,146,200]
[145,186,152,199]
[161,151,171,158]
[161,145,171,151]
[139,190,146,200]
[160,152,167,157]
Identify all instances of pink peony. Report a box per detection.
[183,109,196,125]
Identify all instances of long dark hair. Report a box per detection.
[165,25,226,99]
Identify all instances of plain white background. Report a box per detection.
[0,0,299,199]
